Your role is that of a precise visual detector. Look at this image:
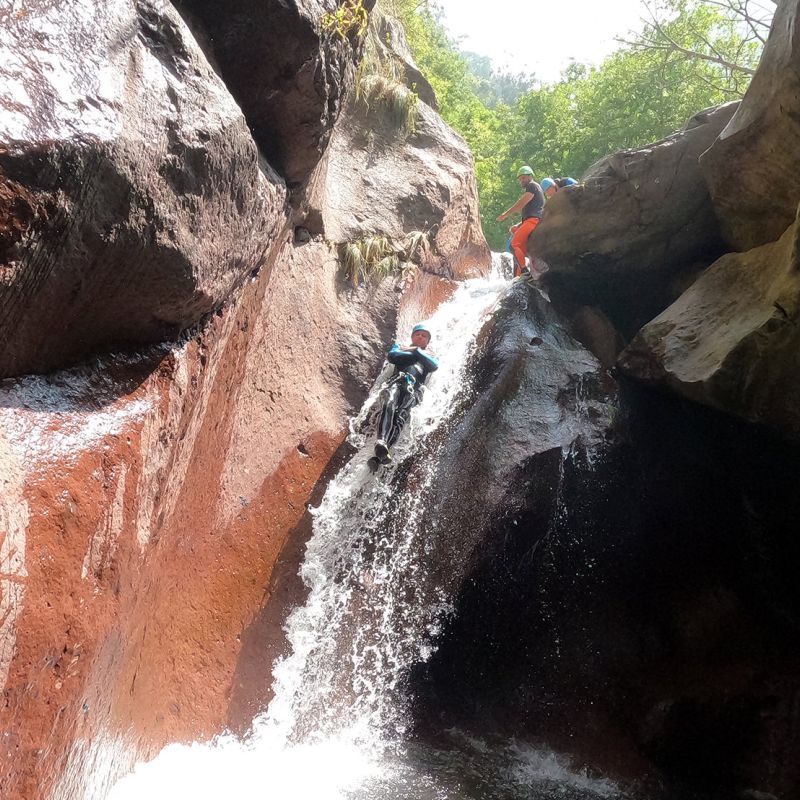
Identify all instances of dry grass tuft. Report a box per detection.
[355,26,419,133]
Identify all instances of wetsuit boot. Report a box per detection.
[374,439,390,461]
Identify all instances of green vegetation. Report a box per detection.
[356,23,419,134]
[322,0,370,40]
[381,0,769,249]
[340,231,429,287]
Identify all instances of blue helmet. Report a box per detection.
[541,177,556,192]
[412,323,432,338]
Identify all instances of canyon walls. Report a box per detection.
[429,3,800,796]
[0,1,489,797]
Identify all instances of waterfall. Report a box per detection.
[107,259,627,800]
[262,263,508,746]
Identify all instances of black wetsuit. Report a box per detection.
[377,344,439,449]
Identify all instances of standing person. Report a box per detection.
[496,166,544,278]
[541,176,579,198]
[373,323,438,464]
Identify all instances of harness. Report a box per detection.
[383,370,418,395]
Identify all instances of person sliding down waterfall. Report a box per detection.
[371,323,438,469]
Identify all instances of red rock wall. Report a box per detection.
[0,238,411,798]
[0,3,489,797]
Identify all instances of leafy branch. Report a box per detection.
[322,0,370,40]
[616,0,773,82]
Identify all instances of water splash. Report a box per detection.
[109,266,507,799]
[260,267,509,747]
[108,260,632,800]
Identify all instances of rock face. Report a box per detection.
[308,95,490,279]
[619,208,800,442]
[372,10,438,110]
[430,282,615,514]
[414,384,800,799]
[378,281,617,632]
[175,0,368,185]
[301,15,490,280]
[0,0,285,378]
[530,103,737,279]
[530,104,737,337]
[0,1,491,798]
[701,0,800,251]
[0,238,403,800]
[404,287,800,798]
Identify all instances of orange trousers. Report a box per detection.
[511,217,540,277]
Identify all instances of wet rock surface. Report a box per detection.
[0,0,488,788]
[411,378,800,799]
[0,236,402,799]
[2,0,800,798]
[427,282,615,529]
[301,16,490,280]
[175,0,366,185]
[701,0,800,251]
[619,209,800,442]
[0,0,285,378]
[371,281,617,638]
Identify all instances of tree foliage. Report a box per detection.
[381,0,772,249]
[621,0,771,87]
[461,53,536,108]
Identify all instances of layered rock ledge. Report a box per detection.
[620,207,800,442]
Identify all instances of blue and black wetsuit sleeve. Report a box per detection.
[415,349,438,373]
[387,343,418,370]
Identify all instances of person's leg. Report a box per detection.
[377,382,401,447]
[510,217,540,277]
[386,385,418,448]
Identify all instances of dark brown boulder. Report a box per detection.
[619,207,800,442]
[0,0,285,378]
[530,102,737,280]
[175,0,370,185]
[414,381,800,799]
[700,0,800,251]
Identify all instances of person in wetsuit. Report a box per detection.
[374,323,439,462]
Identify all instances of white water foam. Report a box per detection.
[108,265,507,800]
[108,259,628,800]
[263,268,509,742]
[506,740,622,798]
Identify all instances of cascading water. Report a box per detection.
[107,257,626,800]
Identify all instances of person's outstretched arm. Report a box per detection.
[497,191,533,222]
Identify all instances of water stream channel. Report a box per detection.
[106,260,629,800]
